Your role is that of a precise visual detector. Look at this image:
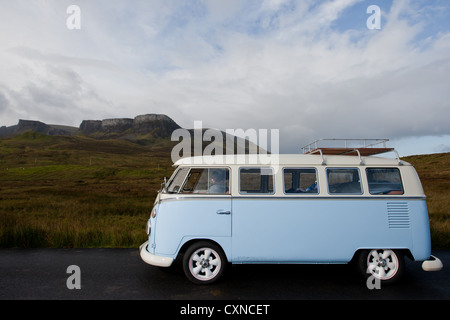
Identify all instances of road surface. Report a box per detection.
[0,248,448,301]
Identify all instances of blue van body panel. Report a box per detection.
[153,197,231,258]
[150,196,430,263]
[231,198,428,263]
[409,200,432,261]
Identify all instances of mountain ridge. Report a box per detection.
[0,114,181,140]
[0,114,265,154]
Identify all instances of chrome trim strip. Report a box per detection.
[158,195,426,202]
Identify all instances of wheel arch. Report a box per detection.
[177,238,230,263]
[350,248,414,264]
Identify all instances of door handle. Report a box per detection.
[216,210,231,215]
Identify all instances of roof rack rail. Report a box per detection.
[301,139,400,165]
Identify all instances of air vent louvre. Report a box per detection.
[387,202,410,229]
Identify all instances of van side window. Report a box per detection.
[240,168,274,194]
[327,168,362,194]
[167,167,189,193]
[366,168,404,195]
[182,168,229,194]
[284,168,318,194]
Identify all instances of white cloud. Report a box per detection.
[0,0,449,156]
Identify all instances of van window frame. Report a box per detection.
[282,167,319,195]
[238,167,275,195]
[179,167,231,195]
[166,167,190,194]
[326,167,363,195]
[366,167,404,195]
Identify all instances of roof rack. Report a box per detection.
[301,139,400,165]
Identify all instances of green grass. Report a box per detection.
[0,132,174,248]
[403,153,450,249]
[0,132,448,249]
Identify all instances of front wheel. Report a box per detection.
[358,249,404,285]
[183,241,226,284]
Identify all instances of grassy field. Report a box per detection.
[403,153,450,249]
[0,132,174,248]
[0,132,449,249]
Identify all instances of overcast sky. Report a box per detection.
[0,0,449,155]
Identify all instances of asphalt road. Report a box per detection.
[0,248,448,301]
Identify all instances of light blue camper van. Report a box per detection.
[140,140,442,284]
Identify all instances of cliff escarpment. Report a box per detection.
[1,114,181,141]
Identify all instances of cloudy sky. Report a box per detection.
[0,0,449,155]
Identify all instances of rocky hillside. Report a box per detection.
[79,114,180,139]
[0,114,180,140]
[0,119,78,137]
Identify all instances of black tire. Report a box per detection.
[183,241,226,285]
[358,249,404,285]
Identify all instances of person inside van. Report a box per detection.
[208,169,228,194]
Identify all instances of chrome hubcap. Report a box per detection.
[367,249,399,280]
[189,248,221,281]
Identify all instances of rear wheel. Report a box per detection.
[183,241,226,285]
[358,249,404,285]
